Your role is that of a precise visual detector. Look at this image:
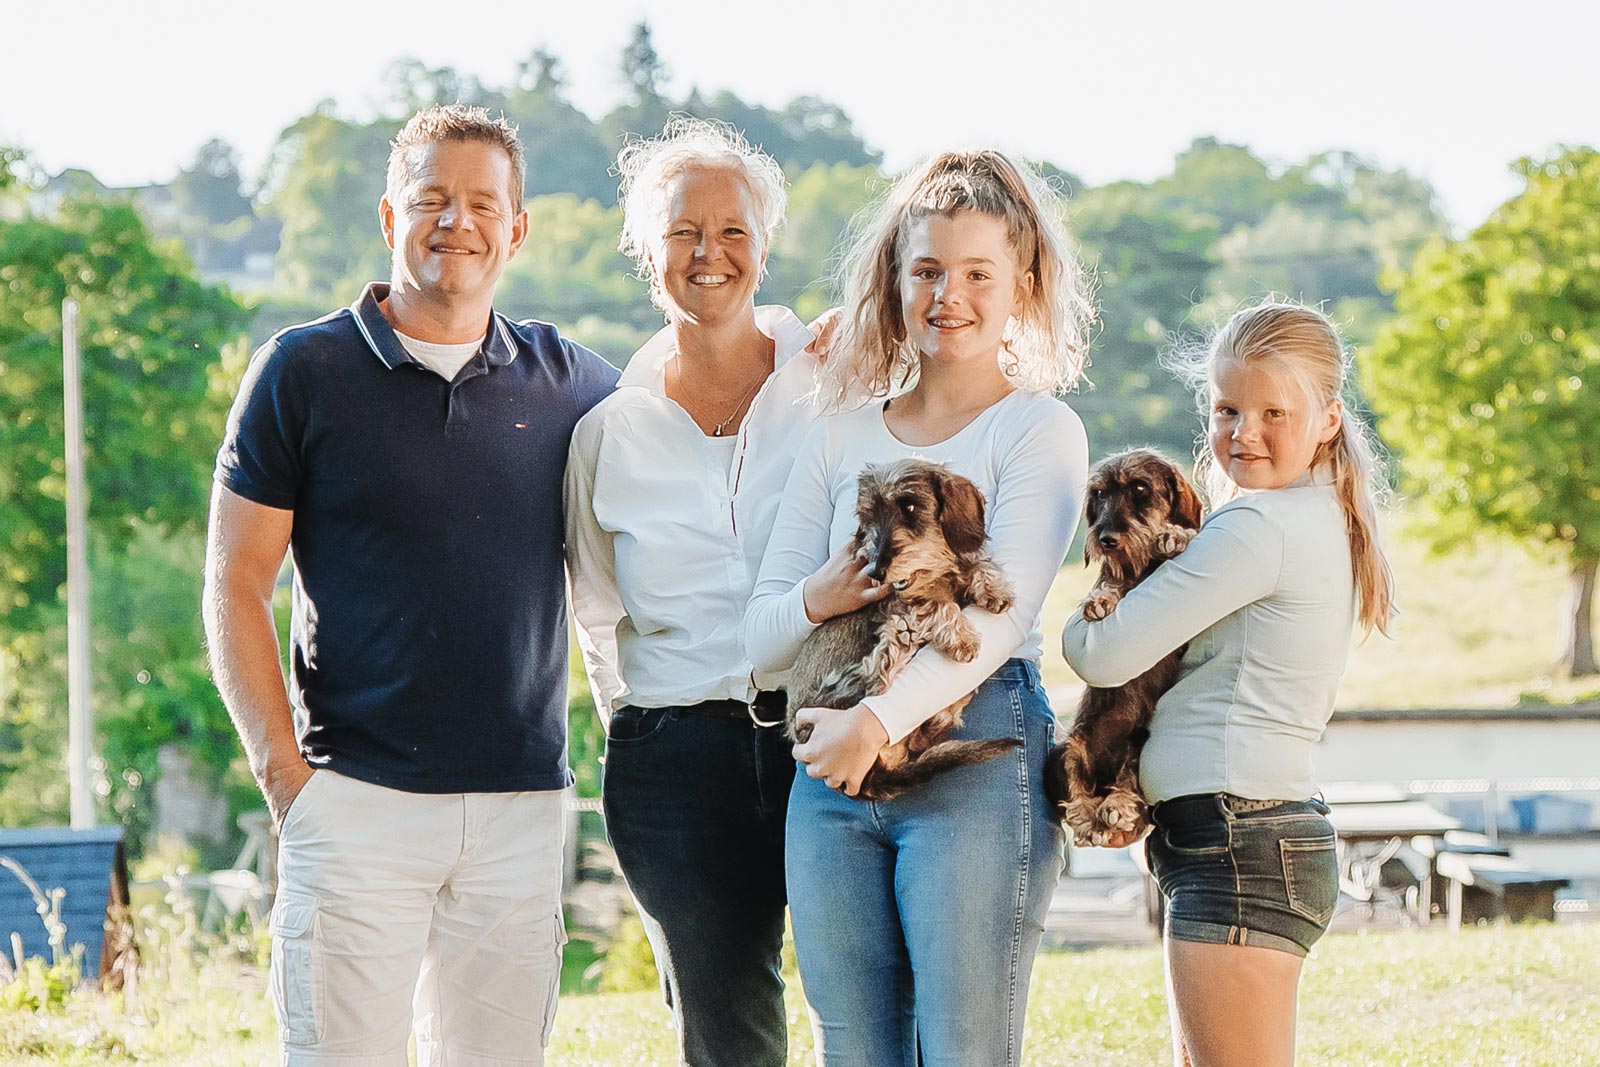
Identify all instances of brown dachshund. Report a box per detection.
[787,459,1019,801]
[1045,449,1204,845]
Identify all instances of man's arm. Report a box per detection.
[202,481,309,827]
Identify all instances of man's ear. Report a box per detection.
[379,196,397,251]
[507,206,530,259]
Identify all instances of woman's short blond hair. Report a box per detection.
[616,116,788,313]
[815,150,1095,411]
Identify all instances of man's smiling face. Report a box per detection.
[380,139,528,304]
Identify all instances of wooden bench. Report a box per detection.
[1435,851,1570,928]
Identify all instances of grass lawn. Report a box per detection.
[3,923,1596,1066]
[1039,509,1600,709]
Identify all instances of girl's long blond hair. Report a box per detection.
[1171,300,1396,635]
[814,150,1095,412]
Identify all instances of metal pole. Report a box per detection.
[62,298,94,830]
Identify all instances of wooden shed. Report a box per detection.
[0,826,129,979]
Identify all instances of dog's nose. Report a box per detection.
[868,561,889,582]
[1097,533,1121,550]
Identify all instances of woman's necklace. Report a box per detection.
[672,361,767,437]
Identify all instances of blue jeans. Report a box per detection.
[785,660,1063,1067]
[603,706,795,1067]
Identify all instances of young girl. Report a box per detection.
[1063,301,1395,1067]
[743,151,1094,1066]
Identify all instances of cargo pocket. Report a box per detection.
[541,917,570,1047]
[269,891,323,1046]
[1281,835,1339,926]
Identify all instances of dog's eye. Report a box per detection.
[1132,482,1150,497]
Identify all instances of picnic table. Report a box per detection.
[1325,794,1461,921]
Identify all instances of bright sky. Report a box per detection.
[5,0,1595,229]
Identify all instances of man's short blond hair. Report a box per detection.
[386,104,526,207]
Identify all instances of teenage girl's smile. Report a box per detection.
[900,211,1032,369]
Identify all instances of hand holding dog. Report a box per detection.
[803,543,891,624]
[793,703,889,795]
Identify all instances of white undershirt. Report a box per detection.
[393,327,486,381]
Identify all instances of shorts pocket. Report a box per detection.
[1160,820,1229,857]
[1281,834,1339,925]
[605,707,676,746]
[269,890,323,1046]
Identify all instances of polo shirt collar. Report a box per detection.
[619,305,813,395]
[351,282,517,369]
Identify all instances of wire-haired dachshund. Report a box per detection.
[786,459,1019,801]
[1045,448,1204,846]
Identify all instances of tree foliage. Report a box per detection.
[1366,147,1600,673]
[0,171,253,828]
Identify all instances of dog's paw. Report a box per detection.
[946,628,981,663]
[1080,586,1122,622]
[1096,790,1149,834]
[968,566,1017,615]
[1062,797,1100,846]
[1155,525,1197,557]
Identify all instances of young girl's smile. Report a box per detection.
[900,211,1032,371]
[1209,359,1342,491]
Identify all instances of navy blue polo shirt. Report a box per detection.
[216,282,618,793]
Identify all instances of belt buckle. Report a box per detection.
[747,695,783,729]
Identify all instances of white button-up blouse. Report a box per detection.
[564,307,821,717]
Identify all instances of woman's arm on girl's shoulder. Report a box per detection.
[564,411,626,721]
[743,419,837,673]
[863,399,1090,743]
[1061,499,1285,687]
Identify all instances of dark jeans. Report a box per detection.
[1146,793,1339,957]
[602,705,795,1067]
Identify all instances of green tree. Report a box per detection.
[504,51,616,203]
[170,138,252,226]
[1366,147,1600,676]
[764,161,880,319]
[0,172,253,825]
[259,106,395,301]
[602,22,674,146]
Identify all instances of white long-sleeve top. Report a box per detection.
[743,389,1088,745]
[564,306,821,717]
[1061,477,1355,804]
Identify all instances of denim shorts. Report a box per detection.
[1145,793,1339,958]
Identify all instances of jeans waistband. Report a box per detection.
[671,691,788,726]
[1151,791,1327,826]
[988,658,1040,687]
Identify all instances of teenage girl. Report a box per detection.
[1063,301,1395,1067]
[743,150,1095,1067]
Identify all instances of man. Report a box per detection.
[203,105,617,1066]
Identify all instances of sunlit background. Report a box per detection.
[2,4,1599,1063]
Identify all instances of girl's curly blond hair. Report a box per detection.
[815,150,1095,412]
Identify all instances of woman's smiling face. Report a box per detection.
[650,166,766,326]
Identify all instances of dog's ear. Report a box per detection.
[1168,467,1204,530]
[931,467,988,556]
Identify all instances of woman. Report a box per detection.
[742,150,1095,1066]
[564,117,820,1067]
